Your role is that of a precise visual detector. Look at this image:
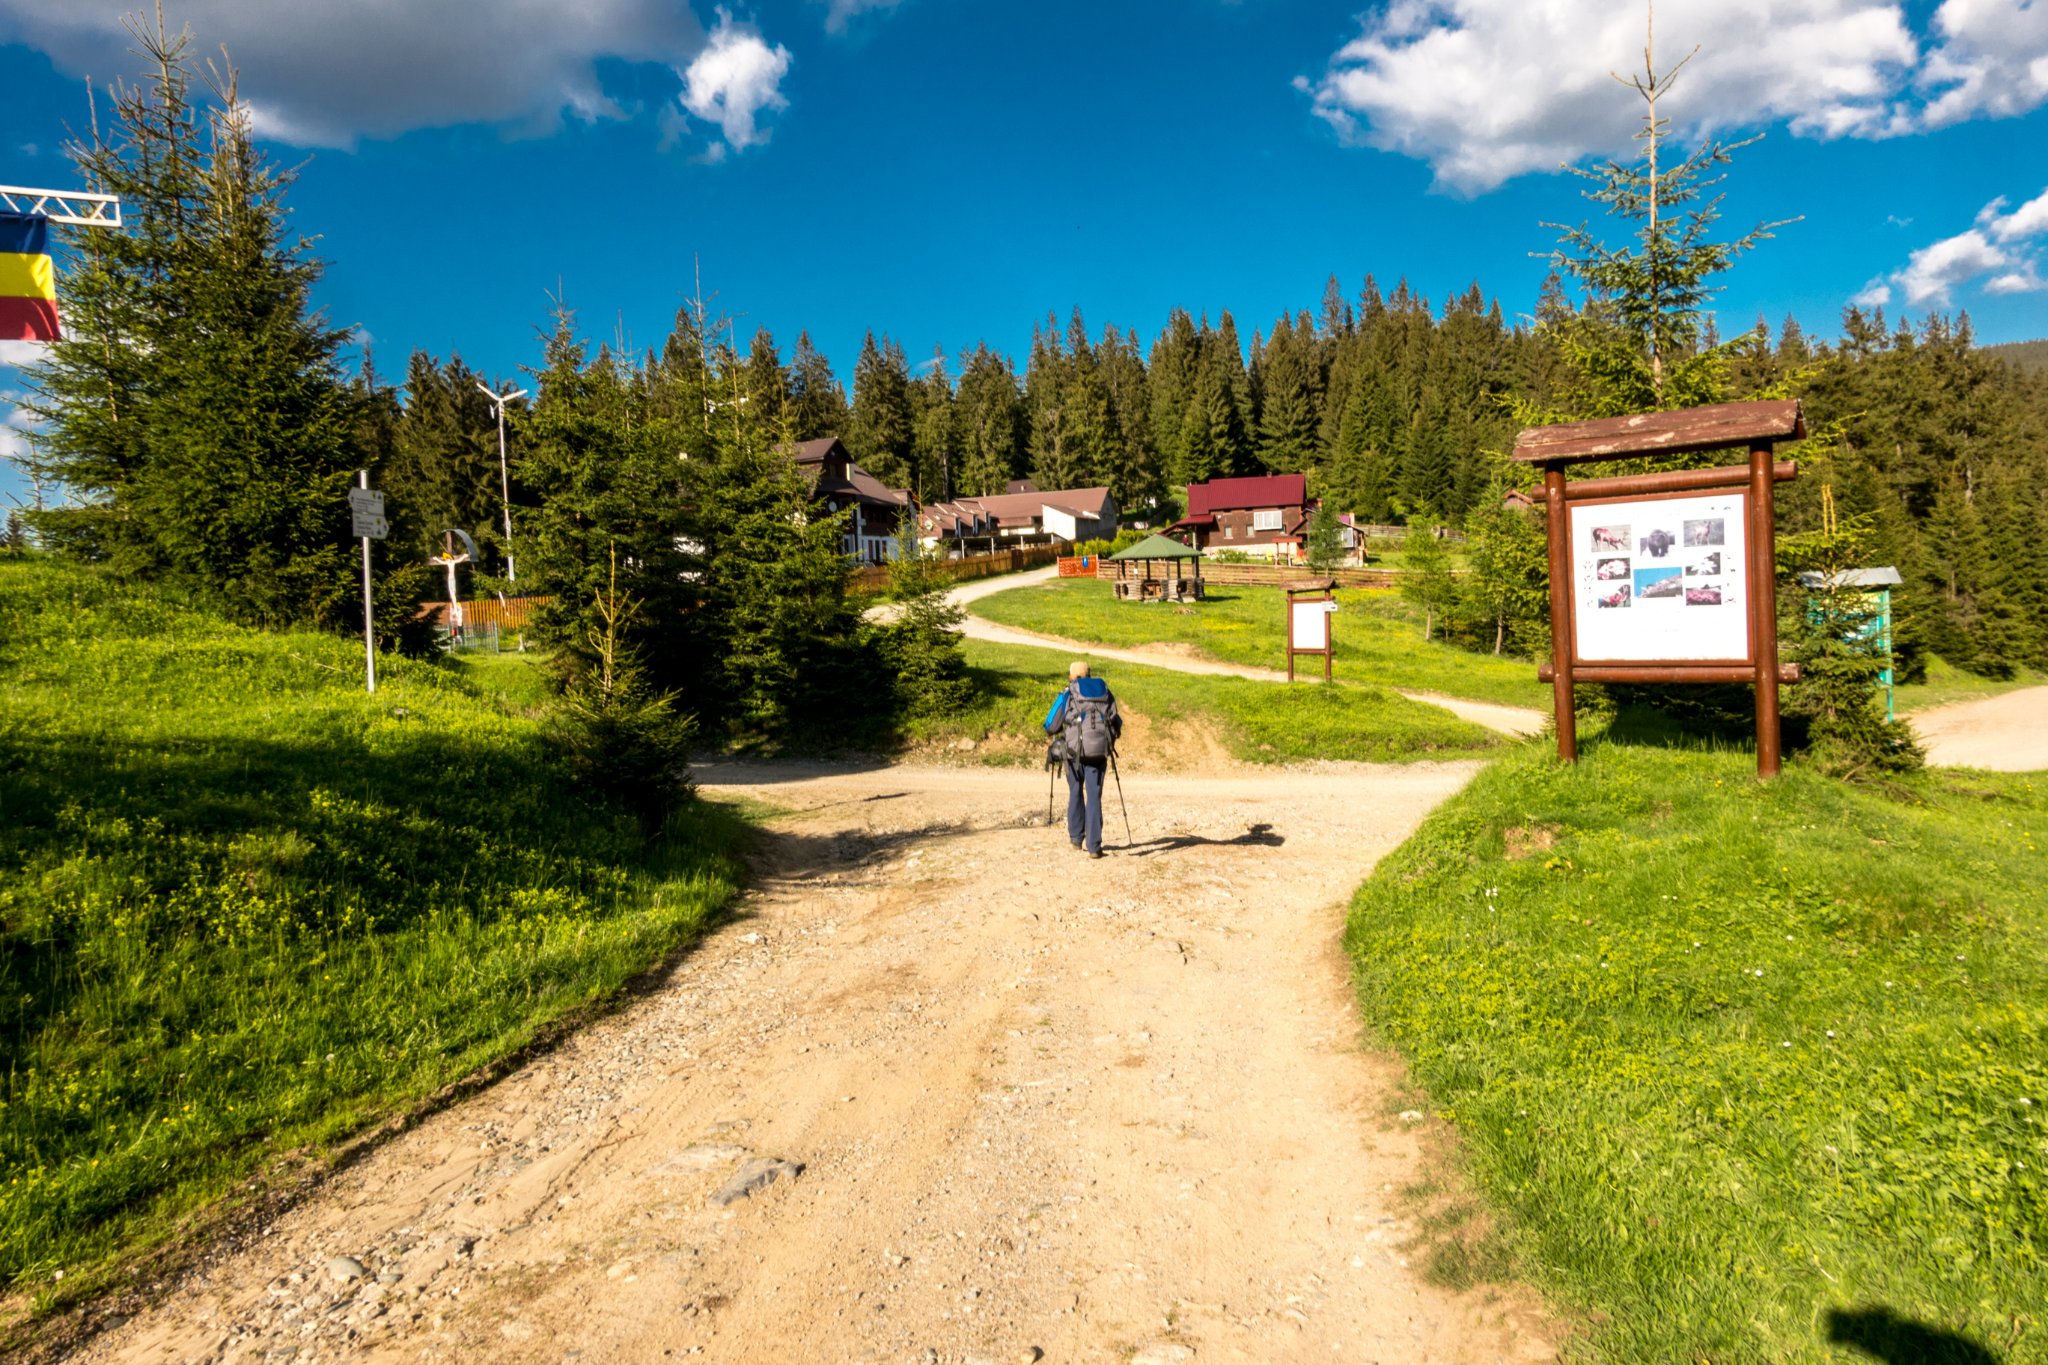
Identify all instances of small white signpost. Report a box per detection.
[351,474,386,693]
[1284,579,1338,682]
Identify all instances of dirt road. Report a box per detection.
[946,569,1547,739]
[1910,686,2048,772]
[80,762,1555,1365]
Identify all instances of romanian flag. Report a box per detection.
[0,212,60,344]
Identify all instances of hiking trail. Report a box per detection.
[69,760,1558,1365]
[946,567,1548,739]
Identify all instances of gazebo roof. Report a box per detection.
[1109,533,1200,560]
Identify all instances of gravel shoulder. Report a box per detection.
[71,760,1556,1365]
[1911,685,2048,771]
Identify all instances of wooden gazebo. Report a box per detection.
[1109,533,1204,603]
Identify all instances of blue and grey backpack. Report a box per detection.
[1059,676,1117,762]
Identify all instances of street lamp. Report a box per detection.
[476,381,529,581]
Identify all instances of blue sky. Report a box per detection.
[4,0,2047,477]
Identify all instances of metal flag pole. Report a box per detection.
[476,382,528,582]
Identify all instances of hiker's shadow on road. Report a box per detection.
[1121,822,1284,858]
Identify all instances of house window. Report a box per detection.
[1223,525,1234,539]
[1252,508,1283,532]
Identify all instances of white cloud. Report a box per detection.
[1984,187,2048,242]
[1878,186,2048,305]
[679,12,792,153]
[824,0,907,35]
[1301,0,2048,194]
[0,341,52,369]
[1850,281,1893,307]
[1916,0,2048,128]
[1894,228,2009,304]
[0,389,45,461]
[0,0,710,147]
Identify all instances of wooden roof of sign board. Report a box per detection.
[1512,399,1805,466]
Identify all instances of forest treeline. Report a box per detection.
[17,10,2048,742]
[374,280,2048,679]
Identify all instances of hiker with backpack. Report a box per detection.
[1043,660,1122,858]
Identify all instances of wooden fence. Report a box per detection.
[419,595,548,629]
[849,544,1062,594]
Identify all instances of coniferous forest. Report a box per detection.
[15,15,2048,756]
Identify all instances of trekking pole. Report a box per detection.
[1046,754,1056,826]
[1108,749,1131,846]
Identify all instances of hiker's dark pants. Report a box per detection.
[1065,757,1106,853]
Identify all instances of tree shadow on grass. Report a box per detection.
[1121,822,1285,857]
[1824,1306,2002,1364]
[1583,699,1761,754]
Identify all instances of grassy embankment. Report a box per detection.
[906,639,1505,765]
[0,559,747,1312]
[1348,734,2046,1363]
[970,577,1549,710]
[1893,655,2048,714]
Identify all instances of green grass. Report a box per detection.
[1894,655,2048,715]
[970,578,1551,710]
[0,559,747,1308]
[904,639,1507,765]
[1347,732,2046,1363]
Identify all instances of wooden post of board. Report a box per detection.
[1749,441,1782,777]
[1544,464,1577,762]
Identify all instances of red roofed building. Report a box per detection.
[1172,474,1315,561]
[785,437,914,564]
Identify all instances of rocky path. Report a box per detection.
[75,761,1556,1365]
[947,569,1548,739]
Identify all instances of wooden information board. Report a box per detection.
[1285,579,1336,682]
[1513,399,1806,778]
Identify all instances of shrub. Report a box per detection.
[546,550,696,835]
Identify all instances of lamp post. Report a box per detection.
[476,382,529,581]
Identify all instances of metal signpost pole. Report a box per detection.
[358,470,376,694]
[348,474,389,693]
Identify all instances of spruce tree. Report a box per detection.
[953,343,1025,496]
[787,330,849,439]
[1398,522,1456,641]
[848,332,914,487]
[1537,16,1788,417]
[1255,314,1321,472]
[29,17,367,627]
[910,347,955,501]
[1305,501,1343,573]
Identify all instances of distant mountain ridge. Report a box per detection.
[1983,339,2048,375]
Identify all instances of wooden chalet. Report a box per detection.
[785,437,914,564]
[1173,474,1315,561]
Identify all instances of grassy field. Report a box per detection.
[0,560,747,1310]
[1347,732,2046,1363]
[906,639,1508,765]
[969,578,1551,710]
[1894,655,2048,714]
